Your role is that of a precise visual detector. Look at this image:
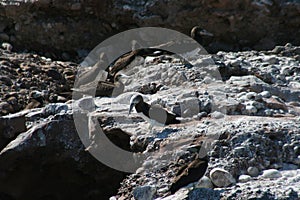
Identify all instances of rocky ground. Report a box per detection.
[0,42,299,200]
[0,44,77,116]
[0,1,299,200]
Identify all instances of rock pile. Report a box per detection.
[213,43,300,117]
[0,43,299,199]
[0,46,77,116]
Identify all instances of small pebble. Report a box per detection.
[260,91,271,98]
[238,175,251,183]
[262,169,282,179]
[264,109,273,116]
[245,105,257,114]
[247,167,260,177]
[210,111,224,119]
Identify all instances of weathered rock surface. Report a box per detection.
[0,44,299,200]
[0,0,299,59]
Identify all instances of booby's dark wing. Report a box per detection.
[109,50,138,76]
[130,95,179,125]
[170,156,208,194]
[149,105,179,125]
[134,100,151,116]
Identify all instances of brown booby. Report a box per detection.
[169,154,208,194]
[108,49,174,80]
[128,94,180,130]
[72,73,128,97]
[190,26,214,45]
[108,50,139,78]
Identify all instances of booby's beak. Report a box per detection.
[128,103,135,116]
[199,29,214,37]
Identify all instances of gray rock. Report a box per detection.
[260,91,271,98]
[237,94,248,102]
[263,55,278,64]
[133,185,156,200]
[188,188,220,200]
[238,175,251,183]
[210,111,224,119]
[233,146,252,157]
[245,103,258,114]
[210,168,236,187]
[197,112,208,119]
[44,103,69,115]
[262,169,282,179]
[246,92,257,100]
[203,76,213,84]
[247,166,260,177]
[264,109,273,116]
[180,97,200,117]
[196,176,214,189]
